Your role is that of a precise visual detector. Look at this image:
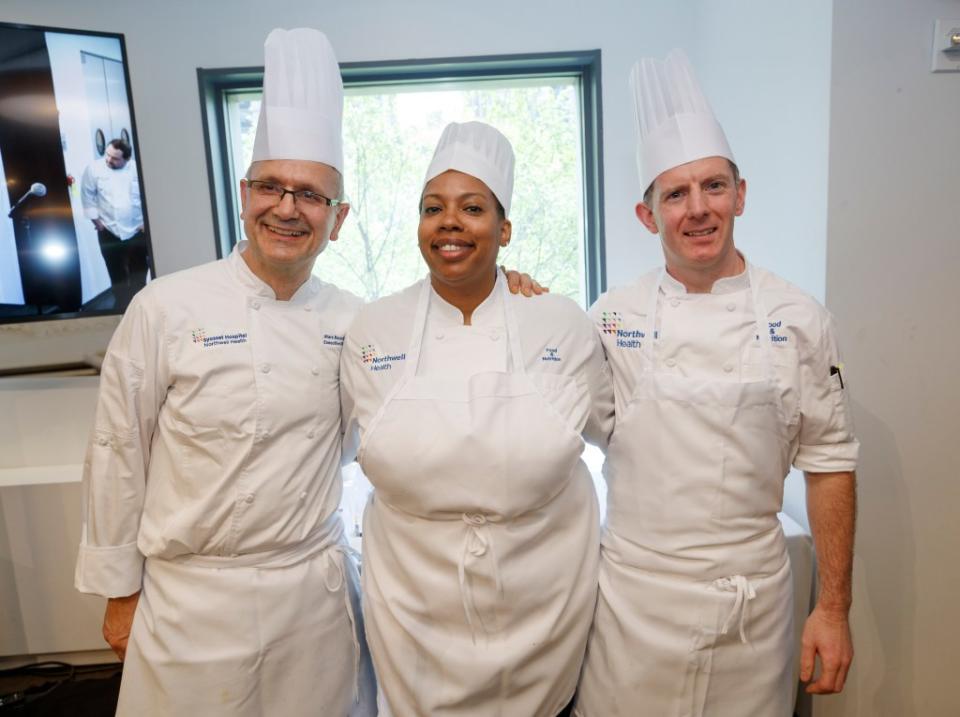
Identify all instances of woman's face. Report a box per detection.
[418,170,511,295]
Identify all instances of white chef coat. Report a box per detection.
[593,261,858,476]
[575,259,858,717]
[75,243,375,716]
[341,273,614,716]
[80,157,143,240]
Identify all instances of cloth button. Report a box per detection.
[490,333,500,342]
[723,363,734,373]
[299,491,308,501]
[435,333,444,341]
[304,306,312,312]
[665,358,677,368]
[307,430,316,439]
[251,301,261,310]
[260,363,271,374]
[727,302,736,312]
[670,298,680,308]
[311,366,320,376]
[245,494,255,504]
[97,437,109,446]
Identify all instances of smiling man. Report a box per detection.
[574,51,859,716]
[74,29,375,716]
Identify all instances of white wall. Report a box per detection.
[0,0,831,372]
[822,1,960,715]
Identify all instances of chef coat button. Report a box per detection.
[299,491,308,500]
[670,298,680,308]
[723,363,734,373]
[665,358,677,368]
[726,302,736,312]
[260,363,271,374]
[307,429,316,439]
[435,333,444,340]
[490,333,500,342]
[311,366,320,376]
[252,301,261,310]
[97,437,109,446]
[304,305,312,312]
[245,494,255,504]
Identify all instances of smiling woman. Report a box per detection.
[339,121,615,716]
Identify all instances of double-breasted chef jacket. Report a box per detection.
[341,272,615,716]
[75,243,375,716]
[574,260,859,717]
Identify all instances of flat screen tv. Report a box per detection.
[0,21,151,325]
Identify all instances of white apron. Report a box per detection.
[358,278,599,717]
[117,513,376,717]
[576,267,795,717]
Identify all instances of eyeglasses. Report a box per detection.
[245,180,343,209]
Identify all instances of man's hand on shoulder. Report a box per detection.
[501,265,549,297]
[103,590,141,661]
[800,603,853,694]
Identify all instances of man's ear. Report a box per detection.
[239,179,248,218]
[735,178,747,217]
[635,202,660,235]
[328,203,351,243]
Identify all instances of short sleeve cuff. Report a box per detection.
[75,541,144,598]
[83,207,100,220]
[794,440,860,474]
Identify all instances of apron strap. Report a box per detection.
[325,544,363,703]
[498,275,527,375]
[712,574,758,644]
[458,512,503,644]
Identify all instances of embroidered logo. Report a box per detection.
[768,320,789,344]
[361,344,406,372]
[191,329,248,348]
[599,311,622,335]
[541,347,561,363]
[323,333,344,347]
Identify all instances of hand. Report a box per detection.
[92,218,105,231]
[501,266,549,296]
[800,604,853,694]
[102,590,141,661]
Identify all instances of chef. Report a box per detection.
[574,50,859,716]
[340,121,614,716]
[74,28,376,716]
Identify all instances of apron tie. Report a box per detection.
[458,512,503,644]
[324,544,362,702]
[713,574,757,644]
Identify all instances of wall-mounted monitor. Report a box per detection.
[0,21,151,325]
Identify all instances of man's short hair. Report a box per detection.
[642,159,740,207]
[108,139,132,160]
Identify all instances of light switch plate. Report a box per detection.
[932,19,960,72]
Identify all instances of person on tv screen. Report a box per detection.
[80,138,147,306]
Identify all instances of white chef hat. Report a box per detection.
[250,27,344,173]
[631,48,734,192]
[423,121,515,216]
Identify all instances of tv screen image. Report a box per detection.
[0,22,151,324]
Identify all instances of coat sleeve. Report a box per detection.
[793,309,859,473]
[80,165,99,220]
[75,293,169,597]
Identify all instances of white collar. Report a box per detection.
[229,241,318,303]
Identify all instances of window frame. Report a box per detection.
[197,50,606,303]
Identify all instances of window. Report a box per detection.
[199,53,608,542]
[199,51,605,307]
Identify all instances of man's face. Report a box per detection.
[418,170,510,296]
[239,160,349,283]
[105,146,127,170]
[635,156,746,276]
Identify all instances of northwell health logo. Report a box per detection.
[361,344,406,372]
[598,312,645,349]
[191,329,248,348]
